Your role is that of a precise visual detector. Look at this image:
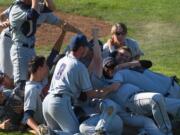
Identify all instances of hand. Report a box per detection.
[107,36,115,48]
[130,60,141,68]
[0,119,11,130]
[111,82,121,91]
[0,20,10,28]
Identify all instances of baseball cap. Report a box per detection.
[103,57,117,69]
[69,34,92,51]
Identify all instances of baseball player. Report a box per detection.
[0,0,81,79]
[43,34,120,134]
[102,22,144,60]
[22,56,48,134]
[8,0,40,101]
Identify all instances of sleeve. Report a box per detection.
[43,12,60,25]
[26,8,40,21]
[2,7,10,18]
[102,43,111,58]
[78,64,93,92]
[46,48,59,69]
[22,110,35,124]
[24,87,38,112]
[112,71,124,83]
[132,40,144,56]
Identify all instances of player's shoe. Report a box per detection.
[37,124,55,135]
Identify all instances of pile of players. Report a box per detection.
[0,0,180,135]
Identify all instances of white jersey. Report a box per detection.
[24,81,44,124]
[49,53,93,98]
[113,69,172,95]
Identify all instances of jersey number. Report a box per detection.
[55,63,66,80]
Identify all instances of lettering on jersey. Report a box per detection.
[55,63,66,80]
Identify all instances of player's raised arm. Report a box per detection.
[44,0,56,10]
[88,28,103,77]
[58,20,82,34]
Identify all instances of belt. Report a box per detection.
[22,44,34,49]
[4,33,11,38]
[53,93,64,98]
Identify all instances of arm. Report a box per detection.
[86,82,121,99]
[46,29,66,69]
[44,0,56,10]
[115,60,152,70]
[31,0,39,11]
[0,7,10,22]
[0,8,10,28]
[52,29,66,52]
[88,28,103,77]
[58,21,82,34]
[27,117,39,134]
[115,60,141,70]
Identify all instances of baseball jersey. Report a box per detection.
[49,53,93,99]
[113,69,171,95]
[103,37,144,59]
[24,81,44,124]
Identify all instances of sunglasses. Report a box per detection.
[115,31,126,36]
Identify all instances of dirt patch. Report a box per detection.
[0,7,111,46]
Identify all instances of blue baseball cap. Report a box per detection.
[69,34,92,51]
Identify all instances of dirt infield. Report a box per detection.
[0,7,111,46]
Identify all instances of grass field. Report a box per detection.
[0,0,180,134]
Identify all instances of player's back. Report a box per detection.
[49,53,88,98]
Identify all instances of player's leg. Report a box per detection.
[80,114,123,135]
[95,98,122,134]
[43,94,79,134]
[119,112,164,135]
[127,92,172,135]
[10,44,36,99]
[165,97,180,118]
[0,29,13,77]
[42,94,60,130]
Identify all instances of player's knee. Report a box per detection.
[100,99,117,114]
